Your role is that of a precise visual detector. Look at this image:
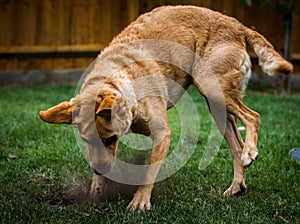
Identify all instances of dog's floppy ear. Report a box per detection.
[95,93,133,136]
[39,99,74,124]
[95,96,115,118]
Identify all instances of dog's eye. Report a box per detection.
[103,135,118,146]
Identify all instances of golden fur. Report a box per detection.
[39,6,293,211]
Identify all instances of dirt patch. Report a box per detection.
[48,153,149,205]
[47,175,137,206]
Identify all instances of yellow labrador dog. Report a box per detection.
[39,6,293,211]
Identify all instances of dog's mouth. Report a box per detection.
[102,135,118,147]
[93,168,102,176]
[92,161,115,175]
[93,167,111,176]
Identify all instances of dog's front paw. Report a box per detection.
[127,192,151,211]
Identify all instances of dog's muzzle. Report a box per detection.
[90,159,115,175]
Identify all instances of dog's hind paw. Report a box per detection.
[223,182,246,196]
[241,148,258,167]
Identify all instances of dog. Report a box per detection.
[39,5,293,211]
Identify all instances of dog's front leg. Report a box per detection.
[127,113,172,211]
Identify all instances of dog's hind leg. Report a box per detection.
[222,113,246,196]
[204,95,258,195]
[194,67,259,168]
[207,72,260,168]
[204,99,246,196]
[225,96,260,167]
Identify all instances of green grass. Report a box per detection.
[0,84,299,223]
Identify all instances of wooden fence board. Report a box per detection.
[128,0,140,23]
[223,0,234,15]
[293,8,300,55]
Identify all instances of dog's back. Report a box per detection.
[109,5,292,77]
[111,6,243,50]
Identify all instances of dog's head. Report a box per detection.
[39,84,135,175]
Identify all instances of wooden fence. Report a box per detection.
[0,0,299,72]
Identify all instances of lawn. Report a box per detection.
[0,84,299,223]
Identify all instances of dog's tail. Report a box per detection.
[244,27,293,76]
